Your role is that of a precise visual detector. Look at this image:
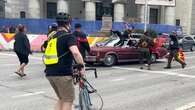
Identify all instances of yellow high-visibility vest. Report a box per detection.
[43,32,69,65]
[44,37,58,65]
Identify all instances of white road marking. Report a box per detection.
[170,65,195,72]
[175,102,195,110]
[112,66,195,79]
[111,78,126,82]
[1,63,42,67]
[12,91,45,98]
[0,53,42,60]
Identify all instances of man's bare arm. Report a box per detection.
[69,45,84,65]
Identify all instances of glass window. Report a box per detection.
[20,11,26,18]
[47,2,57,19]
[185,37,193,40]
[176,19,180,26]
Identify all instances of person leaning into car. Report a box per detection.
[114,29,132,47]
[138,31,154,70]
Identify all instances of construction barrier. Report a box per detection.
[0,33,107,51]
[0,19,180,34]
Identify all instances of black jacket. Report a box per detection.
[138,35,153,48]
[73,31,90,58]
[14,32,31,55]
[169,35,179,50]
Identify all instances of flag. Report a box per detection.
[177,48,185,64]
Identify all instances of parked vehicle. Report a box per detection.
[178,35,195,51]
[86,39,168,66]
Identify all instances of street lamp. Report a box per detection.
[144,0,148,32]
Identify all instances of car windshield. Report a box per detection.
[185,37,193,40]
[104,38,120,47]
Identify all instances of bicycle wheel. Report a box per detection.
[79,88,91,110]
[88,92,103,110]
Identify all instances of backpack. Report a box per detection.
[141,40,148,48]
[43,32,70,65]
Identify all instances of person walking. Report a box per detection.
[73,23,90,59]
[41,23,58,52]
[14,24,31,77]
[44,12,85,110]
[164,32,186,69]
[138,32,153,70]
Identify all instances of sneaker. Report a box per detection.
[182,64,187,69]
[140,67,144,69]
[14,72,26,77]
[164,66,171,69]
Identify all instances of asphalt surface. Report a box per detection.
[0,51,195,110]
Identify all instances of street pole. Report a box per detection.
[144,0,148,32]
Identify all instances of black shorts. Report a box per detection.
[15,52,29,65]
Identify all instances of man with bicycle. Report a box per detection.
[44,12,85,110]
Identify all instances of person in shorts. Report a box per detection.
[14,24,31,77]
[45,12,85,110]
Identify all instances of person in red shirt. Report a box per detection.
[73,23,90,60]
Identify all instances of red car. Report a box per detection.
[85,38,168,66]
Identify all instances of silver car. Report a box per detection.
[178,35,195,51]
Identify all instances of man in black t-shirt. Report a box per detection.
[73,23,90,59]
[164,32,186,69]
[45,13,85,110]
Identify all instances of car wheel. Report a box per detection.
[151,54,157,63]
[191,45,195,51]
[103,54,117,66]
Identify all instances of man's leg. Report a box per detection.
[20,63,27,74]
[55,100,63,110]
[119,40,125,47]
[114,40,122,47]
[146,50,151,70]
[62,102,74,110]
[165,51,174,68]
[139,50,144,69]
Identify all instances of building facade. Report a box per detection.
[175,0,195,34]
[2,0,189,30]
[136,0,176,25]
[0,0,137,22]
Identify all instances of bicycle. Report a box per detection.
[73,64,103,110]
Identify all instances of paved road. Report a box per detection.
[0,51,195,110]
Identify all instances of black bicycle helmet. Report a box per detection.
[75,23,82,29]
[56,12,72,23]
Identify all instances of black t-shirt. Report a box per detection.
[169,35,179,50]
[45,31,76,76]
[73,31,90,58]
[14,32,31,55]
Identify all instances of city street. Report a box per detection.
[0,51,195,110]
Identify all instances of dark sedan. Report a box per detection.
[86,39,168,66]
